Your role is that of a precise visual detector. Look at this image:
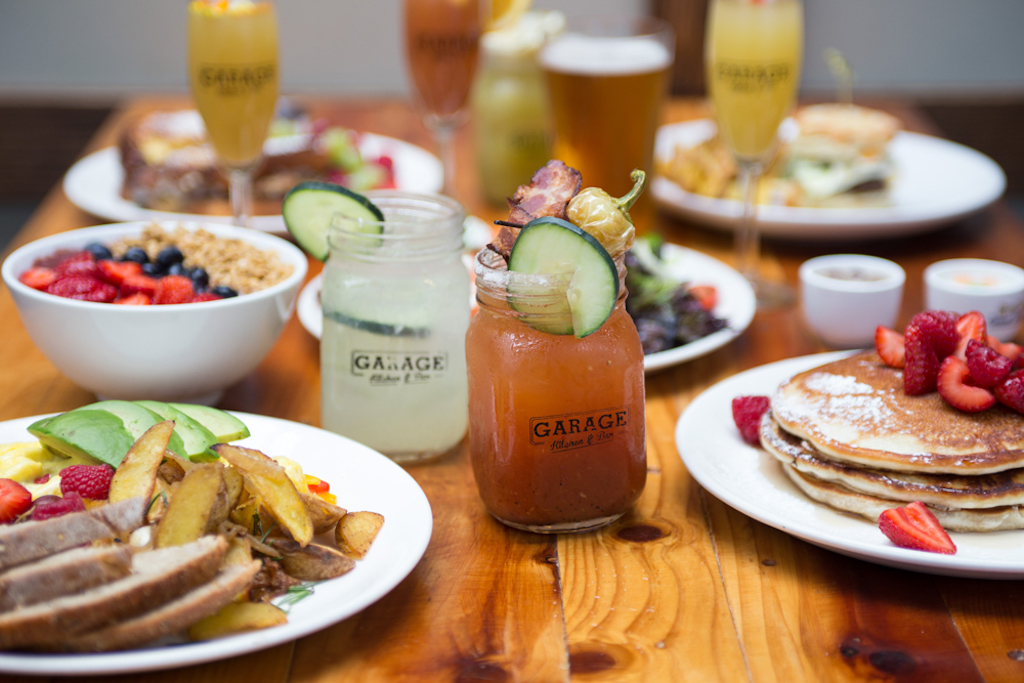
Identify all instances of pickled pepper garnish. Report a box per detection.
[567,169,646,259]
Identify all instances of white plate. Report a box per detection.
[653,120,1007,240]
[676,352,1024,579]
[297,244,755,373]
[63,133,443,234]
[0,412,432,676]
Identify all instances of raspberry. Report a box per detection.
[190,291,223,303]
[995,370,1024,415]
[965,339,1014,388]
[31,492,86,521]
[59,464,114,500]
[120,273,159,297]
[154,275,194,305]
[53,252,100,279]
[904,324,939,395]
[0,479,32,524]
[954,311,987,361]
[46,276,117,303]
[731,395,771,446]
[908,310,958,358]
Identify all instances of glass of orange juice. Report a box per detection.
[187,0,279,228]
[705,0,803,308]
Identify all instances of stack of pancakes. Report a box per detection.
[761,352,1024,532]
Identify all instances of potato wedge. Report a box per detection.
[335,511,384,559]
[299,491,347,535]
[108,421,175,504]
[212,444,313,546]
[155,463,224,548]
[272,540,355,580]
[229,494,262,534]
[188,601,287,641]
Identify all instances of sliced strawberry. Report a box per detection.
[53,252,99,279]
[954,311,987,361]
[937,355,995,412]
[0,479,32,524]
[18,267,58,290]
[995,370,1024,414]
[903,325,939,395]
[731,395,771,446]
[189,291,223,303]
[875,326,905,368]
[909,310,958,358]
[97,259,142,286]
[46,276,117,303]
[965,338,1014,388]
[987,335,1024,365]
[689,285,718,312]
[154,275,194,305]
[120,273,159,297]
[878,501,956,554]
[114,292,151,305]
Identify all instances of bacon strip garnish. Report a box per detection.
[489,160,582,260]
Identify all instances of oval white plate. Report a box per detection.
[677,352,1024,579]
[653,120,1007,240]
[0,412,432,676]
[298,244,755,374]
[63,133,443,234]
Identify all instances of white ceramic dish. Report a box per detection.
[63,133,444,234]
[653,120,1006,240]
[2,221,307,405]
[924,258,1024,342]
[298,244,755,373]
[0,411,432,676]
[677,352,1024,579]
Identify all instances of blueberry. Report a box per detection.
[167,263,186,276]
[190,268,209,289]
[155,246,184,270]
[142,262,162,276]
[85,243,113,261]
[121,247,149,264]
[211,286,238,299]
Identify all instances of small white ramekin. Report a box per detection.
[924,258,1024,342]
[799,254,906,349]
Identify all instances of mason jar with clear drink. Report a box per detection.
[320,192,470,462]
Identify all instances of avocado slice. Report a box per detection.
[70,400,188,459]
[169,403,250,442]
[27,410,134,468]
[135,400,219,462]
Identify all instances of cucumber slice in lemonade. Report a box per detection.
[282,181,384,261]
[508,217,619,338]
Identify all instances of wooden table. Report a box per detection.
[2,96,1024,683]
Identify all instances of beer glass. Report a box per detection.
[187,0,279,228]
[706,0,803,308]
[539,16,674,232]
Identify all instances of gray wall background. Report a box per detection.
[0,0,1022,98]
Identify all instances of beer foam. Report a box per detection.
[540,34,672,76]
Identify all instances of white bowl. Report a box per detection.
[799,254,905,349]
[2,221,307,404]
[924,258,1024,342]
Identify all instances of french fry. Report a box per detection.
[212,444,313,546]
[108,421,175,504]
[155,463,224,548]
[188,601,287,641]
[272,539,355,581]
[335,511,384,559]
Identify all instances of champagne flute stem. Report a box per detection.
[228,168,254,229]
[434,123,458,200]
[734,162,761,282]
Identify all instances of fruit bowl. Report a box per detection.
[2,221,307,404]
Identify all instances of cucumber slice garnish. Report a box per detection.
[508,217,619,338]
[282,181,384,261]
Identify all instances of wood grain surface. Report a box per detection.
[1,96,1023,682]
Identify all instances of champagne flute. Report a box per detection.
[187,0,279,228]
[706,0,803,308]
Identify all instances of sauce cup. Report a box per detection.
[924,258,1024,342]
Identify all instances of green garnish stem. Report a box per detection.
[615,170,647,213]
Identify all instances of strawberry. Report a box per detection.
[875,326,905,368]
[119,273,159,298]
[987,335,1024,365]
[53,251,99,279]
[954,311,987,361]
[965,338,1014,388]
[189,291,223,303]
[154,275,194,305]
[18,267,58,290]
[731,395,771,446]
[114,292,152,305]
[995,370,1024,415]
[0,479,32,524]
[909,310,958,358]
[97,259,142,286]
[46,276,117,303]
[903,325,939,395]
[60,464,114,500]
[937,355,995,412]
[690,285,718,311]
[878,501,956,554]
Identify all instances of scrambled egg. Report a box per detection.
[0,441,95,498]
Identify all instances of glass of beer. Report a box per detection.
[539,16,674,232]
[187,0,279,228]
[403,0,483,198]
[706,0,802,308]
